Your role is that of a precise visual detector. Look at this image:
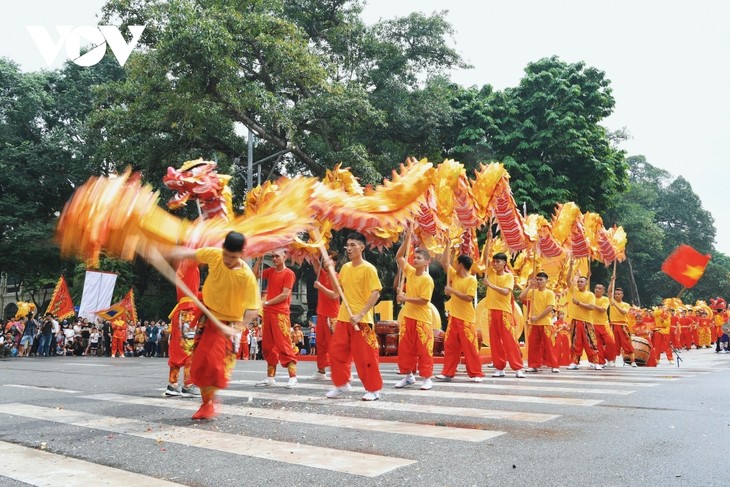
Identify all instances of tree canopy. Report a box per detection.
[1,0,727,316]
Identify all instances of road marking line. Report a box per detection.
[2,384,80,393]
[0,440,185,486]
[230,380,603,406]
[214,389,559,423]
[0,404,414,477]
[83,394,503,442]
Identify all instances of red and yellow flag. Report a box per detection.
[97,288,138,323]
[45,276,75,320]
[661,245,710,288]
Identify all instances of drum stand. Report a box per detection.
[670,345,683,367]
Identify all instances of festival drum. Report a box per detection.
[433,329,445,356]
[384,334,399,356]
[375,320,398,335]
[624,336,651,366]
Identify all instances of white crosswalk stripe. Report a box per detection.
[0,440,186,486]
[230,379,605,406]
[83,393,504,442]
[0,403,415,477]
[215,389,560,423]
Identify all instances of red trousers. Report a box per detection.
[169,355,193,387]
[611,323,634,358]
[692,329,700,348]
[190,317,236,390]
[680,328,693,349]
[440,317,483,378]
[527,325,558,369]
[647,332,671,366]
[330,321,382,392]
[316,314,334,371]
[262,312,297,370]
[488,309,523,371]
[555,332,572,366]
[670,326,682,349]
[397,317,434,378]
[111,336,125,357]
[570,320,599,364]
[594,324,616,363]
[237,329,249,360]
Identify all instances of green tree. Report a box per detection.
[452,56,628,215]
[95,0,467,187]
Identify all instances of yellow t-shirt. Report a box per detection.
[567,286,595,323]
[336,261,382,324]
[525,288,556,326]
[593,296,610,325]
[400,264,434,324]
[195,248,260,322]
[484,269,514,313]
[609,301,630,324]
[446,267,477,323]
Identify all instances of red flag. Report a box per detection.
[97,288,137,323]
[661,245,710,288]
[45,276,75,320]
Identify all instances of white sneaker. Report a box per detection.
[567,363,579,370]
[593,363,603,370]
[525,367,539,373]
[420,378,433,390]
[164,385,181,397]
[311,371,328,380]
[551,368,560,373]
[491,370,505,377]
[286,377,298,389]
[515,370,526,378]
[394,374,416,388]
[362,391,380,401]
[435,374,453,382]
[255,377,276,387]
[181,385,201,397]
[631,362,638,367]
[325,383,353,399]
[607,360,615,367]
[471,376,483,383]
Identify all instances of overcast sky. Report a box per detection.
[3,1,729,254]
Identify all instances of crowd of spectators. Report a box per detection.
[2,313,318,360]
[0,314,171,359]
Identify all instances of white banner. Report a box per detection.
[78,271,118,322]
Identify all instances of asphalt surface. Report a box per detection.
[1,349,728,487]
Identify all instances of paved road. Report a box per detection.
[1,349,728,487]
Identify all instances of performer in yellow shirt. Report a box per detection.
[565,260,601,370]
[608,279,636,367]
[165,231,260,419]
[592,283,617,367]
[394,235,435,390]
[519,272,559,373]
[325,232,383,401]
[483,252,525,378]
[435,249,483,382]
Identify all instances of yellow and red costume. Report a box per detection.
[485,269,523,372]
[524,288,558,369]
[440,267,482,378]
[330,261,383,392]
[190,248,260,412]
[567,286,599,365]
[397,263,435,379]
[592,295,616,365]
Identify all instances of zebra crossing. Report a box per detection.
[1,355,727,486]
